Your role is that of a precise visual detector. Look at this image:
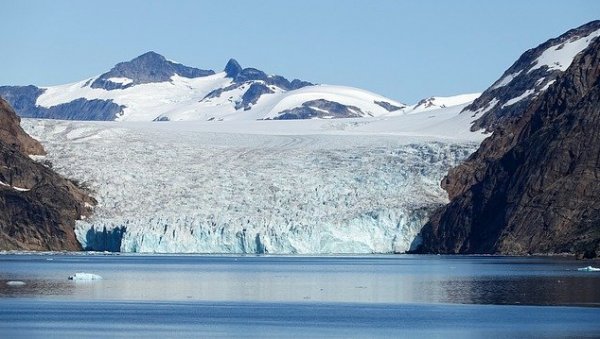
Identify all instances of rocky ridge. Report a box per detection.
[465,20,600,131]
[1,54,374,122]
[419,36,600,256]
[0,98,95,250]
[91,51,215,90]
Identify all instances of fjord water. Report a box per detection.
[1,255,599,338]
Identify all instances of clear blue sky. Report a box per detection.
[1,0,598,103]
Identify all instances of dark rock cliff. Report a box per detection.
[0,98,95,250]
[0,85,125,121]
[0,98,45,156]
[419,37,600,256]
[224,58,313,91]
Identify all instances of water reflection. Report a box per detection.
[0,254,599,306]
[0,279,75,298]
[436,277,600,306]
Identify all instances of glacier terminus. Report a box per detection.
[22,102,483,254]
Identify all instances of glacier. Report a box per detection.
[22,104,483,254]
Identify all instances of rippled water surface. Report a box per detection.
[1,254,599,338]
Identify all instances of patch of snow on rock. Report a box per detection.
[491,71,523,90]
[529,28,600,73]
[502,89,535,108]
[107,77,133,85]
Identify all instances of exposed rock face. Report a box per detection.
[235,83,274,110]
[419,38,600,256]
[464,20,600,131]
[0,85,125,121]
[91,51,215,90]
[223,59,314,91]
[273,99,365,120]
[0,98,95,250]
[374,100,404,112]
[224,58,243,78]
[0,98,44,155]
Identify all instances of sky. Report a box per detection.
[1,0,598,104]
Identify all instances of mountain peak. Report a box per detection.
[224,58,242,78]
[130,51,167,63]
[221,58,313,91]
[90,52,215,90]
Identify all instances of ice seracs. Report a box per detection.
[22,99,483,254]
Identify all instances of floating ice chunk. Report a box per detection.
[6,281,26,286]
[68,272,103,281]
[577,266,600,272]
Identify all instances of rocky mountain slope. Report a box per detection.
[419,34,600,256]
[464,20,600,131]
[0,52,407,121]
[0,98,95,250]
[0,99,45,156]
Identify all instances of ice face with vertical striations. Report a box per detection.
[21,104,482,254]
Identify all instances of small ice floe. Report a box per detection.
[6,281,26,286]
[68,272,103,281]
[577,266,600,272]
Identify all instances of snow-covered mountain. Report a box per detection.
[465,20,600,131]
[401,93,481,115]
[2,50,485,254]
[0,52,408,121]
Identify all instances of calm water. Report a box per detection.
[1,254,599,338]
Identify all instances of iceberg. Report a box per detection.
[68,273,103,281]
[577,266,600,272]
